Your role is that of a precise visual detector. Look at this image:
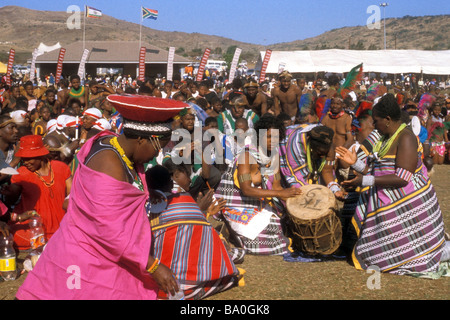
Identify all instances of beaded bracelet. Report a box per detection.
[362,175,375,187]
[327,181,341,194]
[351,158,366,173]
[147,258,160,274]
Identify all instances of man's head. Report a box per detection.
[244,81,259,98]
[279,71,293,90]
[230,96,247,119]
[0,115,19,145]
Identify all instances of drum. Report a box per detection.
[286,184,342,255]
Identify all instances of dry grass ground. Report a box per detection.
[1,165,449,301]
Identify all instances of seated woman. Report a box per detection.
[5,135,72,250]
[337,94,448,275]
[215,114,303,255]
[145,165,242,300]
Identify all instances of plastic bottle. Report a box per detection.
[29,215,46,255]
[0,234,17,281]
[168,279,185,300]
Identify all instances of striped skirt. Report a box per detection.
[150,193,240,300]
[352,157,445,275]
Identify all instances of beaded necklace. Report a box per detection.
[34,163,55,197]
[109,136,144,191]
[306,142,326,183]
[110,136,134,170]
[373,123,407,158]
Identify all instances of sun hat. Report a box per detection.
[15,135,49,158]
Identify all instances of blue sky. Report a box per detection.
[4,0,450,45]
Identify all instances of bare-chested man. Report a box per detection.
[57,79,70,109]
[243,80,267,117]
[320,97,353,148]
[272,71,301,119]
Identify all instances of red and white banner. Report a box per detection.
[196,48,211,82]
[55,48,66,84]
[138,46,146,81]
[166,47,175,81]
[259,49,272,83]
[6,49,15,86]
[77,49,90,79]
[228,47,242,83]
[29,49,39,83]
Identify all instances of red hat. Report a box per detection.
[15,135,49,158]
[106,94,188,122]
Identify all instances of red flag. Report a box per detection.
[55,48,66,84]
[259,49,272,83]
[138,47,146,81]
[6,49,15,86]
[196,48,211,82]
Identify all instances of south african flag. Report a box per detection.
[142,7,158,20]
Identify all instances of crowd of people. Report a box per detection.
[0,67,449,300]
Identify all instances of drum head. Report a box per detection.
[410,116,421,136]
[287,184,336,220]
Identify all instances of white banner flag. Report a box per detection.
[167,47,176,81]
[29,48,39,83]
[77,49,90,80]
[228,48,242,83]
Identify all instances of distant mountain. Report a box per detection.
[269,14,450,51]
[1,6,448,65]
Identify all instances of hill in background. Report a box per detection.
[0,5,448,65]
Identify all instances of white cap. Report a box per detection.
[10,110,27,124]
[46,119,57,133]
[93,118,112,131]
[83,108,102,120]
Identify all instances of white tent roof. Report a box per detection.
[256,49,450,75]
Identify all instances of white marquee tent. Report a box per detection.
[255,49,450,75]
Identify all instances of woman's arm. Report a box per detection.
[237,151,301,199]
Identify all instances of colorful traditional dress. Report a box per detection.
[428,115,446,157]
[279,123,326,187]
[216,145,292,255]
[352,127,446,275]
[148,192,240,300]
[9,160,71,250]
[217,109,259,136]
[16,131,158,299]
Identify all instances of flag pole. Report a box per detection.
[83,5,86,82]
[83,5,86,52]
[139,6,142,49]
